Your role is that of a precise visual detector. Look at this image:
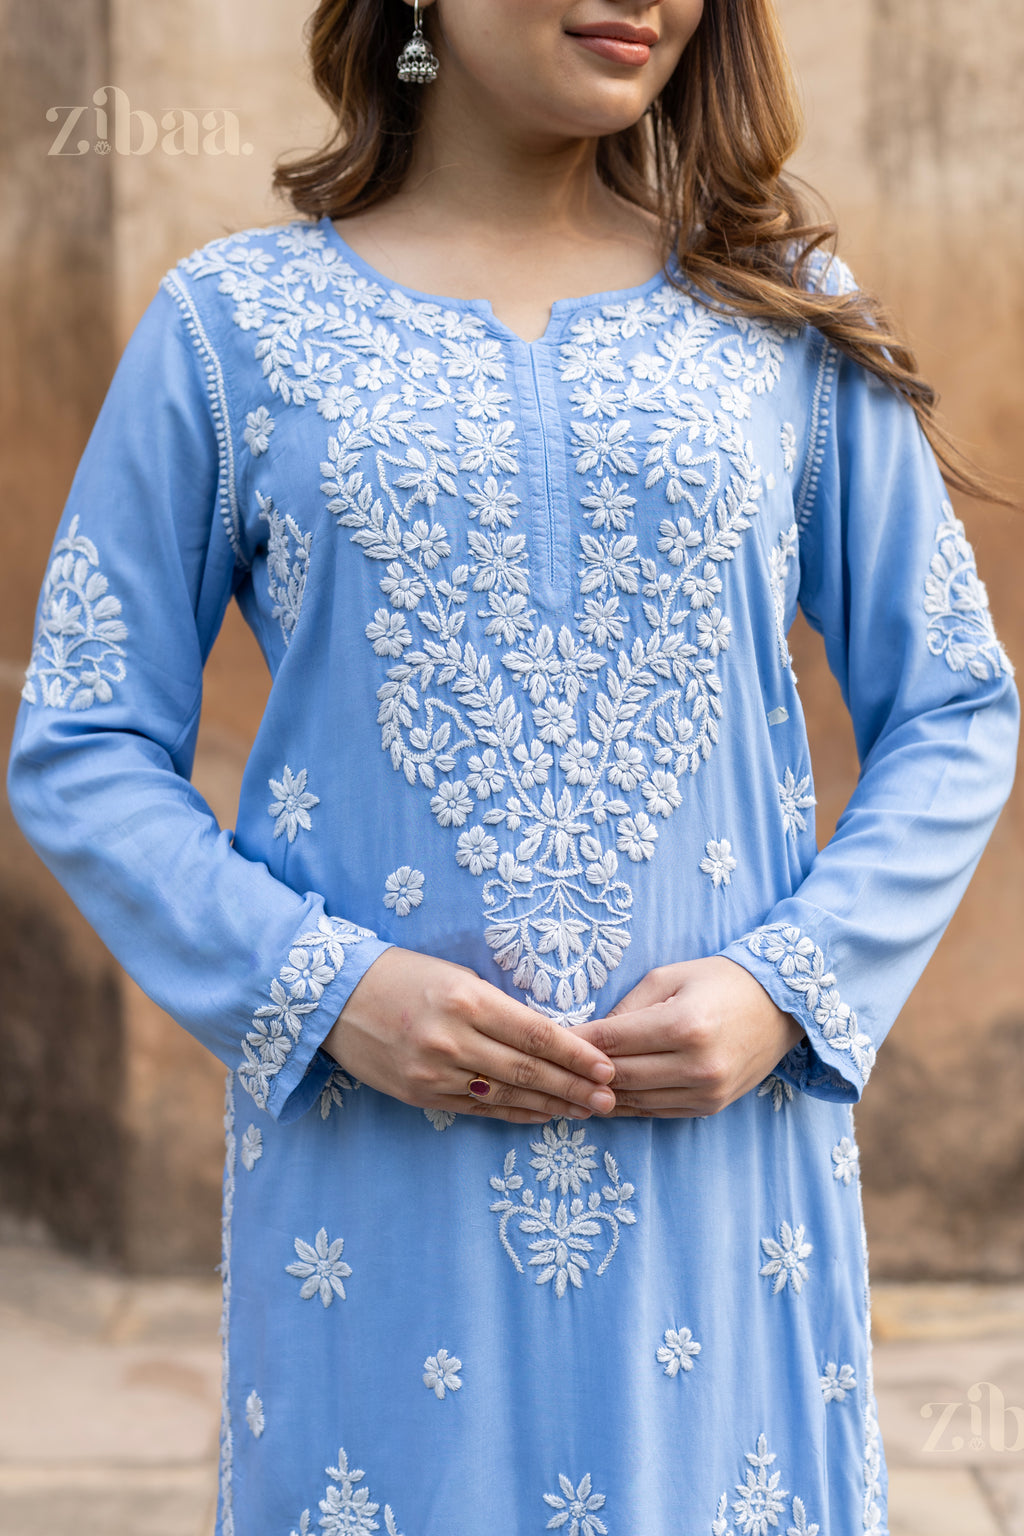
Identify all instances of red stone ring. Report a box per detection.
[467,1075,493,1099]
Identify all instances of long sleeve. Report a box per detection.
[722,345,1018,1102]
[7,286,391,1122]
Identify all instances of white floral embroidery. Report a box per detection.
[22,515,128,709]
[863,1361,884,1535]
[780,422,797,474]
[244,1389,265,1437]
[924,501,1013,681]
[543,1472,608,1535]
[424,1107,456,1131]
[218,1079,236,1536]
[239,916,370,1109]
[423,1348,462,1399]
[240,1124,262,1171]
[258,492,310,646]
[744,924,875,1085]
[268,765,319,842]
[383,865,425,915]
[760,1220,812,1295]
[831,1136,860,1186]
[768,524,799,668]
[757,1074,793,1111]
[820,1361,857,1403]
[290,1448,405,1536]
[286,1226,352,1306]
[656,1326,702,1377]
[490,1121,636,1297]
[712,1435,820,1536]
[778,769,815,839]
[700,838,737,888]
[320,1067,358,1119]
[243,405,275,456]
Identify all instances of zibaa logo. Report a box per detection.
[46,86,253,157]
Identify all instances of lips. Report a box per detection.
[566,19,659,66]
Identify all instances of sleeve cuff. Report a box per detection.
[236,911,393,1124]
[720,921,877,1104]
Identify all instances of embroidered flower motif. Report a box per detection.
[490,1132,636,1297]
[831,1136,860,1186]
[268,765,319,843]
[712,1437,820,1536]
[290,1447,405,1536]
[286,1227,352,1306]
[757,1074,793,1112]
[529,1119,599,1195]
[424,1107,456,1131]
[259,494,310,646]
[759,1221,812,1295]
[431,780,473,828]
[744,923,875,1085]
[243,406,275,456]
[700,838,737,888]
[617,812,658,863]
[383,866,425,916]
[780,422,797,474]
[778,768,816,839]
[820,1361,857,1403]
[543,1472,608,1535]
[240,1124,263,1171]
[245,1389,265,1438]
[423,1348,462,1400]
[924,501,1013,681]
[456,826,499,875]
[22,515,129,710]
[656,1326,702,1377]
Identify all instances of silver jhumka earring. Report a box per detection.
[397,1,439,84]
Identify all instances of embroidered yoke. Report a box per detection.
[9,218,1018,1536]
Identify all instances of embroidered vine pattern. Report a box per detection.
[743,924,875,1085]
[289,1448,406,1536]
[924,502,1013,682]
[258,492,310,646]
[768,523,798,668]
[711,1434,819,1536]
[489,1119,636,1297]
[23,514,129,709]
[238,914,371,1109]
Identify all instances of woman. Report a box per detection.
[9,1,1018,1531]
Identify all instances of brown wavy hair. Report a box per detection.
[274,0,1007,504]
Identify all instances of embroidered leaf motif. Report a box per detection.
[22,515,128,710]
[924,501,1013,682]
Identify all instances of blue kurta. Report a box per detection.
[8,217,1018,1536]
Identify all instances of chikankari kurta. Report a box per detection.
[9,217,1018,1536]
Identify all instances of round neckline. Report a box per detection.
[318,214,671,347]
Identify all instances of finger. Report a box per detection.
[472,1039,616,1115]
[480,991,616,1085]
[430,1093,574,1126]
[609,1105,707,1119]
[575,1002,683,1061]
[606,964,684,1017]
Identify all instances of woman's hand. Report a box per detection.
[322,946,617,1124]
[573,957,805,1118]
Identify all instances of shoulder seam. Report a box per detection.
[795,334,839,531]
[159,269,248,568]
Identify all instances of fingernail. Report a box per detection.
[589,1089,615,1114]
[591,1062,615,1085]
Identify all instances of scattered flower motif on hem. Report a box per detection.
[657,1326,702,1377]
[831,1136,860,1186]
[423,1348,462,1399]
[424,1107,456,1131]
[543,1472,608,1535]
[700,838,737,888]
[244,1389,265,1438]
[924,501,1014,682]
[490,1126,636,1296]
[778,768,816,839]
[760,1220,812,1295]
[821,1361,857,1403]
[243,406,275,456]
[268,765,319,842]
[22,514,129,710]
[383,866,425,916]
[240,1124,263,1171]
[289,1447,405,1536]
[286,1227,352,1306]
[711,1434,820,1536]
[757,1075,793,1112]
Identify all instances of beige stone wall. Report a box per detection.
[2,0,1021,1273]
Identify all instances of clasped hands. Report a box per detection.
[323,947,805,1124]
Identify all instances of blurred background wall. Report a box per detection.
[0,0,1021,1275]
